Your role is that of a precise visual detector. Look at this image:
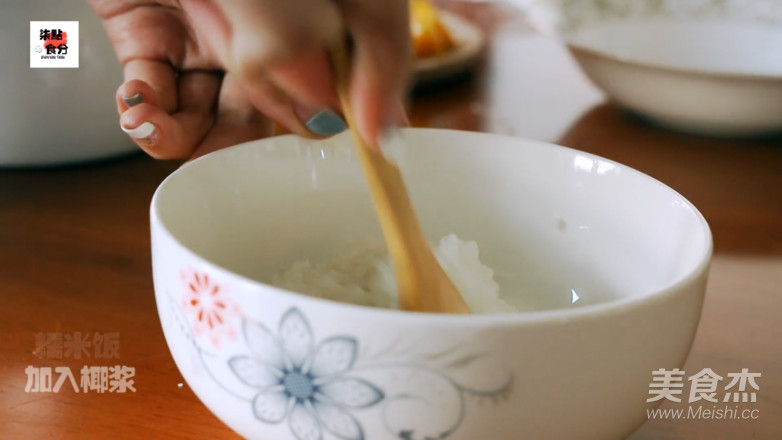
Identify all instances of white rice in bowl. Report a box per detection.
[271,234,517,314]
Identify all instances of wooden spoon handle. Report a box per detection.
[329,38,470,314]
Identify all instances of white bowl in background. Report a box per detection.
[530,0,782,137]
[0,1,135,166]
[151,129,712,439]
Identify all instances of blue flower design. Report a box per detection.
[229,309,384,440]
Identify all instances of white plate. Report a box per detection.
[412,11,486,85]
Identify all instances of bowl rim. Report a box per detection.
[557,16,782,82]
[150,129,713,327]
[567,42,782,82]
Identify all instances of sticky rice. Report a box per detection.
[271,234,517,314]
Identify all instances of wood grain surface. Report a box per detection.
[1,2,779,439]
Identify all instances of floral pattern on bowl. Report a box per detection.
[168,270,513,440]
[230,309,385,440]
[180,269,240,349]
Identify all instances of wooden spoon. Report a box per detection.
[329,40,470,314]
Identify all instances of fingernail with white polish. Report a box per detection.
[121,93,143,107]
[121,122,156,141]
[305,110,347,136]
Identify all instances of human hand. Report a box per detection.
[89,0,410,159]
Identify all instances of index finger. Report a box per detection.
[340,0,411,147]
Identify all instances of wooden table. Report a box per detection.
[1,2,780,439]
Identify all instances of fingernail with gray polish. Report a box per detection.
[306,110,347,136]
[122,93,143,107]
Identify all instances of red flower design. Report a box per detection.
[181,270,240,348]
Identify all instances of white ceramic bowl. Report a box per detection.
[531,0,782,137]
[0,1,135,166]
[151,129,712,440]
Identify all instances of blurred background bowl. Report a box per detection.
[0,0,135,167]
[529,0,782,137]
[151,129,712,439]
[412,10,486,87]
